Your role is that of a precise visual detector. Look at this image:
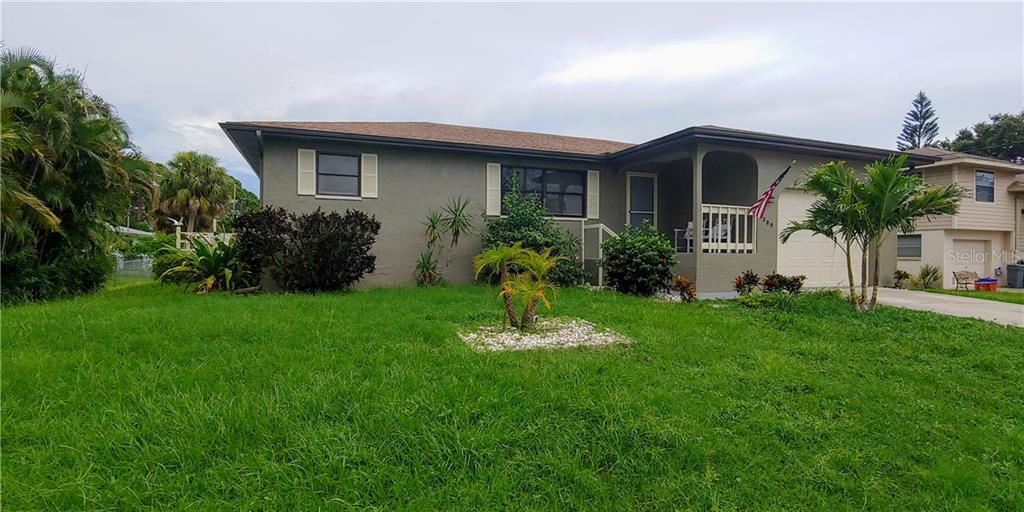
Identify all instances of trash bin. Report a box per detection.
[1008,264,1024,288]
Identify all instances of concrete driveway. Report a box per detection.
[875,288,1024,327]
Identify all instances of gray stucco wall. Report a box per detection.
[259,134,897,293]
[260,135,600,286]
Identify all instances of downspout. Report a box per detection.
[255,129,264,203]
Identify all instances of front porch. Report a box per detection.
[583,147,770,294]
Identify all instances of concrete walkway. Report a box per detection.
[875,288,1024,327]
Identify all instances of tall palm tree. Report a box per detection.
[858,155,963,310]
[159,151,233,232]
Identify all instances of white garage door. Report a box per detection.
[777,189,862,288]
[951,239,988,276]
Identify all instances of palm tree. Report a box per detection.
[159,151,233,232]
[503,248,563,329]
[781,162,866,308]
[782,156,963,312]
[858,155,963,310]
[473,243,528,327]
[1,46,145,261]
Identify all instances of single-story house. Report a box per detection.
[897,147,1024,288]
[221,121,936,296]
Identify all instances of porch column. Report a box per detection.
[691,144,705,255]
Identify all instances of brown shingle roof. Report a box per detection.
[236,121,635,156]
[905,146,1013,164]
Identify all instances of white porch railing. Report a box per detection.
[700,203,756,253]
[671,204,756,254]
[175,226,233,251]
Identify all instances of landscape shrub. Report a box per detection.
[232,206,291,272]
[761,273,806,294]
[601,221,676,296]
[893,269,912,289]
[733,270,760,295]
[915,264,943,289]
[152,252,187,284]
[481,189,584,287]
[734,270,805,296]
[234,207,381,293]
[669,275,697,303]
[158,237,251,293]
[1,250,111,304]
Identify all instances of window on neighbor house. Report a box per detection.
[317,153,360,196]
[975,170,995,203]
[897,234,922,259]
[501,166,586,217]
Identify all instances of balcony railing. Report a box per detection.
[673,204,756,254]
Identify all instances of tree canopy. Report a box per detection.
[1,47,153,301]
[897,91,940,150]
[939,111,1024,163]
[156,151,234,232]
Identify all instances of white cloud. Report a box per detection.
[2,2,1020,195]
[545,38,782,84]
[168,118,231,152]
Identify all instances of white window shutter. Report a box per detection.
[486,163,501,216]
[361,153,378,198]
[297,149,316,195]
[587,170,600,219]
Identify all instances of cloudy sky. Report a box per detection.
[4,2,1022,193]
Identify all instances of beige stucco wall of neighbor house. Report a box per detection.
[898,229,1012,288]
[897,161,1024,289]
[260,135,605,286]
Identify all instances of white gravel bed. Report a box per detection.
[459,318,633,352]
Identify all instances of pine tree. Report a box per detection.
[897,91,940,150]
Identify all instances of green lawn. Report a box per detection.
[926,288,1024,305]
[3,283,1023,510]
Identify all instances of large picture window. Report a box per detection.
[501,166,586,217]
[317,153,360,197]
[975,170,994,203]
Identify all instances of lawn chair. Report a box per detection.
[952,271,979,291]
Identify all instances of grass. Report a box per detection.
[924,288,1024,305]
[3,282,1023,510]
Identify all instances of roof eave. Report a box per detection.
[916,157,1024,171]
[607,126,937,167]
[220,122,613,164]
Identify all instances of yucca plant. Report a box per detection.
[414,250,440,286]
[159,237,250,294]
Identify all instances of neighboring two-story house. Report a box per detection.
[899,147,1024,288]
[221,121,937,296]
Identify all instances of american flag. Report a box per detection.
[748,162,795,221]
